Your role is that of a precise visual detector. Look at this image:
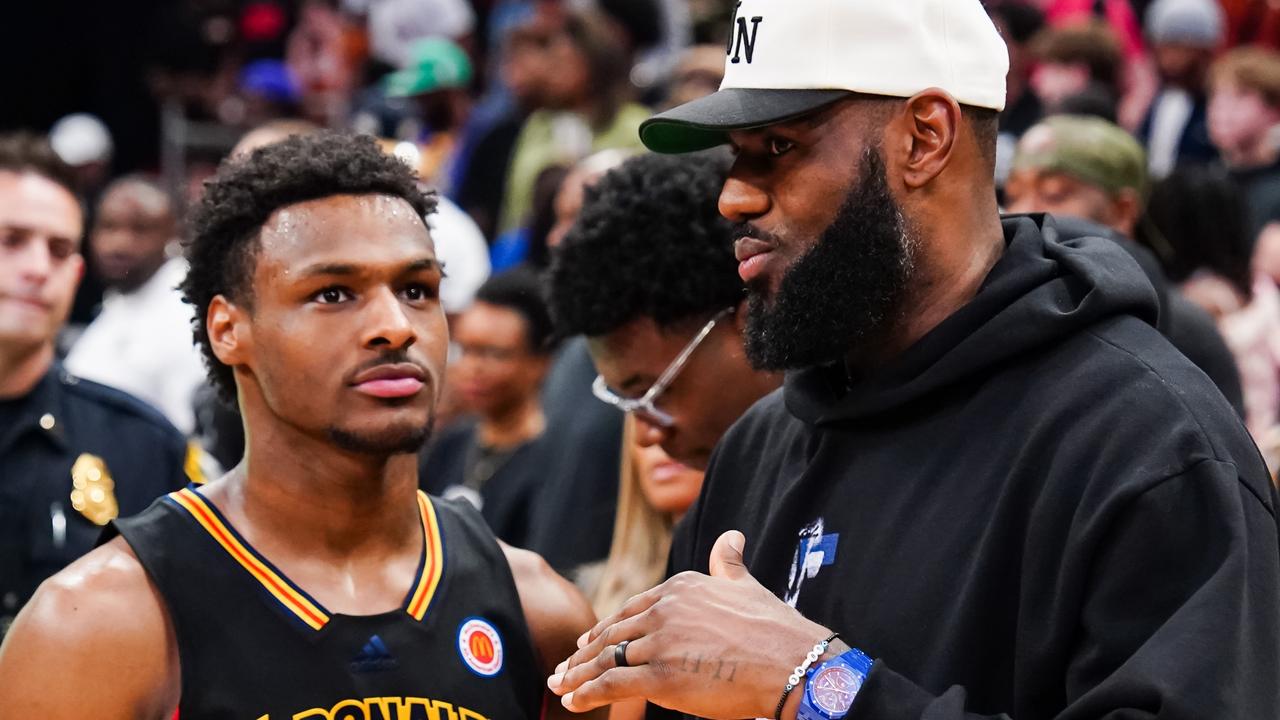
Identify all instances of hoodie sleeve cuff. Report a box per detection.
[848,661,1004,720]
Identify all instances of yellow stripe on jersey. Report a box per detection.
[406,491,445,621]
[170,489,330,630]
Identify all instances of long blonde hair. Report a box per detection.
[590,416,678,617]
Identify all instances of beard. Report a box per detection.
[327,414,435,456]
[743,147,916,371]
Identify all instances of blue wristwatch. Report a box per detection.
[797,648,873,720]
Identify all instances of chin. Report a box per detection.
[327,417,435,456]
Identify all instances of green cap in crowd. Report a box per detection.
[384,38,474,98]
[1012,115,1148,196]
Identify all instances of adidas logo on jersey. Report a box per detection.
[350,634,399,673]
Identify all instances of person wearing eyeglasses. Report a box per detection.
[546,151,782,473]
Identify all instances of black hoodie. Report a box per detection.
[670,215,1280,718]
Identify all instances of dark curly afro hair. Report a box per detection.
[547,151,741,338]
[181,131,437,402]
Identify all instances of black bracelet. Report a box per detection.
[774,632,841,720]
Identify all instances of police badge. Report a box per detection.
[70,453,119,526]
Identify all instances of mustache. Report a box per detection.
[730,222,784,246]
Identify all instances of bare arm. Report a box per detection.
[0,537,179,719]
[503,543,608,720]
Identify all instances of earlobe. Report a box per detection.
[901,91,961,190]
[207,295,248,366]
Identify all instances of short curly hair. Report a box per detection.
[181,132,437,401]
[547,151,740,337]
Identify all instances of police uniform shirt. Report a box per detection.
[0,365,191,639]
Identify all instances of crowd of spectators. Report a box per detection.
[5,0,1280,641]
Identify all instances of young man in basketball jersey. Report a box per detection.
[0,132,603,720]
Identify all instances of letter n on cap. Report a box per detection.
[726,3,763,64]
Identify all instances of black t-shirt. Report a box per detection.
[420,420,541,548]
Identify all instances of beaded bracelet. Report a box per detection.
[773,632,841,720]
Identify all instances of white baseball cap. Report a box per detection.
[640,0,1010,154]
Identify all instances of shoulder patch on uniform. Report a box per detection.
[61,373,184,438]
[457,617,504,677]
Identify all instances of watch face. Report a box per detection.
[811,665,862,715]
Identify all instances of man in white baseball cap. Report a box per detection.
[548,0,1280,718]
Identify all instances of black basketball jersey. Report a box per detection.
[114,486,545,720]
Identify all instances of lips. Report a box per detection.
[649,460,693,485]
[0,293,52,311]
[735,236,776,284]
[350,363,427,399]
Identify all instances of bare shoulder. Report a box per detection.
[0,537,179,719]
[501,544,606,720]
[501,544,596,660]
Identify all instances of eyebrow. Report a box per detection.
[297,257,441,278]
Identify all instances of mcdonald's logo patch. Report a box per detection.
[458,617,504,677]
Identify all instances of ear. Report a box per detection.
[897,90,962,190]
[1110,189,1143,237]
[207,295,251,368]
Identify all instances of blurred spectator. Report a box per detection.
[662,44,727,111]
[1222,0,1280,50]
[1208,47,1280,247]
[0,133,191,640]
[491,149,634,272]
[420,267,555,547]
[1041,0,1158,127]
[454,4,567,239]
[48,113,115,329]
[988,0,1048,185]
[366,0,476,69]
[544,149,636,253]
[1144,167,1280,467]
[578,415,705,720]
[990,1,1048,137]
[585,418,705,614]
[490,163,568,273]
[48,114,114,198]
[1005,115,1245,413]
[237,60,303,126]
[496,9,651,235]
[382,38,475,190]
[285,1,362,127]
[1137,0,1224,179]
[64,177,208,436]
[547,151,782,473]
[1030,21,1124,119]
[1043,0,1145,59]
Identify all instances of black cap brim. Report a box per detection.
[639,88,852,154]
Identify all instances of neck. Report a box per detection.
[232,404,423,559]
[856,200,1005,368]
[478,396,544,448]
[0,342,54,399]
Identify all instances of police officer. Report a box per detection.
[0,133,191,640]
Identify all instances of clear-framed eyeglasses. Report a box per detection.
[590,307,735,428]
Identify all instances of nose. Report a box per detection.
[718,171,771,224]
[634,415,671,449]
[362,287,417,351]
[17,236,54,284]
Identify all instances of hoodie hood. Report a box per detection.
[785,214,1160,424]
